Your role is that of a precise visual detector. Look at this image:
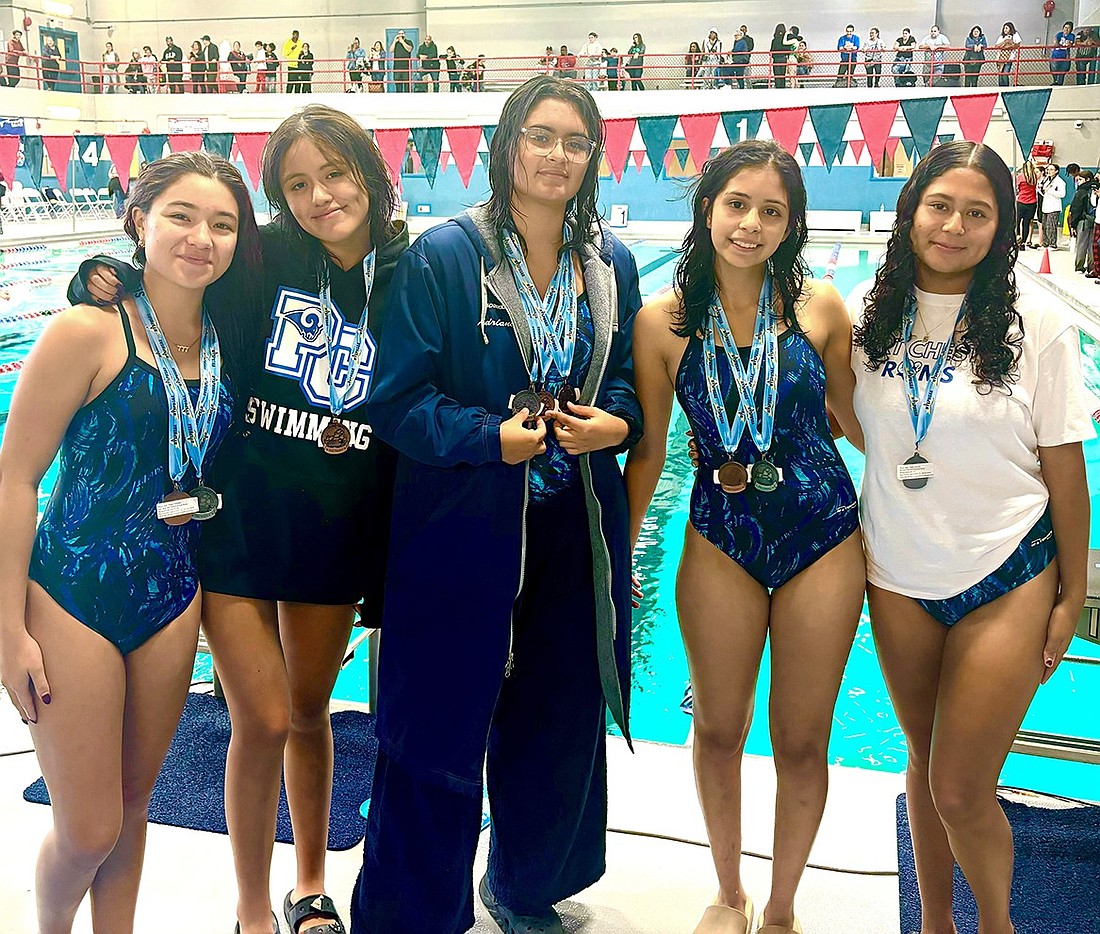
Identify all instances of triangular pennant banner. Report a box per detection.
[42,136,74,192]
[74,135,104,187]
[854,100,899,168]
[900,98,946,157]
[22,136,43,188]
[850,139,866,163]
[374,128,411,189]
[1002,88,1052,159]
[445,126,483,188]
[168,134,203,153]
[680,112,720,175]
[233,132,269,191]
[886,137,901,159]
[479,151,490,167]
[950,93,997,143]
[138,134,168,164]
[798,142,816,165]
[638,115,677,179]
[104,135,139,191]
[631,150,645,171]
[411,126,444,187]
[808,104,852,171]
[936,134,955,147]
[721,110,764,145]
[482,124,497,149]
[0,136,20,192]
[439,150,451,172]
[765,108,807,156]
[900,136,917,159]
[601,117,635,183]
[203,133,234,160]
[674,148,689,170]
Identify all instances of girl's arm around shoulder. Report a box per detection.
[800,279,865,450]
[624,292,686,549]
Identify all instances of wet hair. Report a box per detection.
[854,140,1021,391]
[123,151,262,394]
[485,75,604,258]
[671,140,809,339]
[261,103,399,257]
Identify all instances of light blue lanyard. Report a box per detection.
[899,292,966,450]
[501,225,577,385]
[135,289,222,486]
[701,278,779,458]
[320,249,376,417]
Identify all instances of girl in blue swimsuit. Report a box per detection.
[625,141,866,934]
[0,153,259,934]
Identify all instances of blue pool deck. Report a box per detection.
[1,219,1098,932]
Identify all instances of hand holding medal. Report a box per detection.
[500,406,548,464]
[549,400,629,455]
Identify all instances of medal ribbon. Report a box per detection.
[899,292,966,450]
[701,277,779,459]
[319,249,376,417]
[501,224,577,386]
[135,289,222,485]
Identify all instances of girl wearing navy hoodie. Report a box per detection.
[353,75,642,934]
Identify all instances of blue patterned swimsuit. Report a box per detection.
[29,308,233,653]
[676,327,858,589]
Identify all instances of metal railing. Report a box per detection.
[2,46,1098,94]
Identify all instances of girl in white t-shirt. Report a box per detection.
[852,141,1092,934]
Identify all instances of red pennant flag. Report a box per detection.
[445,126,483,189]
[632,150,645,172]
[42,136,75,192]
[680,112,720,175]
[234,132,269,191]
[602,117,635,183]
[886,137,901,159]
[168,134,203,153]
[104,136,139,191]
[439,150,451,172]
[854,100,899,168]
[374,128,410,189]
[850,139,866,163]
[0,136,20,192]
[765,108,807,156]
[951,93,998,143]
[815,143,824,165]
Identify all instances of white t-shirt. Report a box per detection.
[852,287,1095,599]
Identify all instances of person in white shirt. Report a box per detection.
[700,27,722,88]
[993,21,1022,87]
[851,141,1092,934]
[581,31,603,90]
[918,24,950,85]
[1037,162,1067,249]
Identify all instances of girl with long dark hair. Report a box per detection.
[853,140,1091,934]
[353,74,641,934]
[1,152,260,933]
[1014,158,1039,248]
[70,104,408,934]
[626,140,865,934]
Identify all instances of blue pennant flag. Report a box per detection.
[721,110,764,146]
[22,135,43,188]
[482,124,497,148]
[638,115,678,179]
[900,98,946,158]
[74,135,104,186]
[900,136,917,159]
[138,134,168,165]
[202,133,234,160]
[411,126,443,187]
[674,147,690,170]
[798,142,817,165]
[808,104,852,172]
[1001,89,1052,160]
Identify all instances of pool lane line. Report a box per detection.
[637,248,680,280]
[0,360,25,376]
[0,307,65,325]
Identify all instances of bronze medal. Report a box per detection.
[716,460,749,494]
[321,418,352,455]
[537,390,557,416]
[157,488,196,526]
[557,385,579,411]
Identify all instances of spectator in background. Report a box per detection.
[793,39,814,86]
[1015,158,1040,248]
[391,30,413,92]
[140,45,159,91]
[264,42,279,92]
[102,41,120,93]
[283,29,303,92]
[740,24,755,73]
[364,40,384,92]
[626,33,645,91]
[557,45,577,80]
[1070,170,1098,274]
[581,31,603,90]
[347,38,366,92]
[994,22,1022,87]
[464,53,485,91]
[782,25,802,85]
[963,25,987,87]
[1037,162,1067,249]
[836,24,860,86]
[298,42,314,93]
[124,50,144,93]
[893,27,918,87]
[200,35,219,93]
[419,34,440,91]
[604,48,621,90]
[700,28,722,88]
[249,40,265,92]
[1075,27,1098,85]
[227,41,248,92]
[770,23,794,88]
[539,46,557,76]
[162,36,183,92]
[685,41,702,88]
[729,27,750,89]
[1051,21,1075,85]
[106,165,125,217]
[188,41,203,93]
[918,24,949,86]
[41,36,61,91]
[444,45,463,91]
[864,27,886,87]
[3,29,23,88]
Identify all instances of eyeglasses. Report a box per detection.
[520,127,597,163]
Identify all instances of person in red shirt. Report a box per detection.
[5,29,25,87]
[556,45,577,79]
[1015,159,1039,248]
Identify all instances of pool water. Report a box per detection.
[3,238,1099,801]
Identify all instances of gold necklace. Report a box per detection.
[166,333,201,353]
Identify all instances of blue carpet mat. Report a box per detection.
[24,692,378,851]
[897,792,1100,934]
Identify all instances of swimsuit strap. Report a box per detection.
[116,302,138,359]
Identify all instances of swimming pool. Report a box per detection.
[3,236,1099,801]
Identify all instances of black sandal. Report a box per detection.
[233,911,278,934]
[283,890,347,934]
